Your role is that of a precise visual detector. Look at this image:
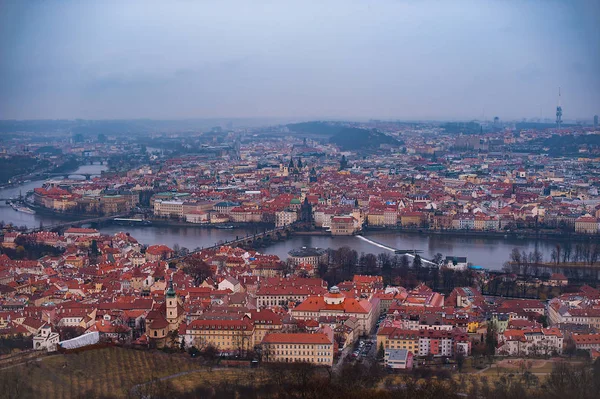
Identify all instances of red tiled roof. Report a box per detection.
[262,332,332,344]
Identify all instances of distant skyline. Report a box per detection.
[1,0,599,121]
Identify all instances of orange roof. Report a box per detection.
[262,332,332,344]
[293,296,371,314]
[572,334,600,345]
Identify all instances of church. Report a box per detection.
[145,279,185,348]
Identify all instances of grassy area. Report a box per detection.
[0,347,208,398]
[165,368,262,393]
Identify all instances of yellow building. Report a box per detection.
[575,215,599,234]
[376,327,419,355]
[367,211,385,227]
[248,309,283,346]
[185,318,254,352]
[261,332,334,366]
[467,320,479,333]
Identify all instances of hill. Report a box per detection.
[330,127,401,151]
[0,347,207,398]
[286,121,344,136]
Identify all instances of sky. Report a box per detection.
[0,0,599,122]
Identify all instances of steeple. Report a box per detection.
[166,277,176,298]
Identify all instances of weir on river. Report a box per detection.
[356,235,438,266]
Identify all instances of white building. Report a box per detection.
[275,210,298,227]
[33,326,60,352]
[153,200,184,218]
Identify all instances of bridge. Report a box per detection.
[25,213,130,233]
[169,225,293,262]
[42,172,96,180]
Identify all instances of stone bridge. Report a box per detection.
[170,225,294,262]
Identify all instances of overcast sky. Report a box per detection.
[0,0,598,121]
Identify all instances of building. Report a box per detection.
[377,328,419,355]
[145,245,173,262]
[287,247,329,267]
[185,318,254,353]
[248,309,283,346]
[146,282,185,347]
[213,201,240,215]
[575,215,599,234]
[496,328,563,356]
[33,326,59,352]
[418,329,454,357]
[384,348,413,369]
[291,286,376,335]
[64,227,100,239]
[444,256,468,271]
[256,278,328,308]
[261,332,334,366]
[153,200,184,219]
[275,210,298,227]
[330,216,357,236]
[548,299,600,329]
[572,333,600,353]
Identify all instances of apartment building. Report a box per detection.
[377,327,419,355]
[185,319,254,353]
[261,332,334,366]
[275,210,298,227]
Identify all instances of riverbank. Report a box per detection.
[147,218,275,230]
[364,227,600,242]
[25,203,104,222]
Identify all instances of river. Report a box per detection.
[98,225,558,271]
[0,163,107,228]
[0,165,563,270]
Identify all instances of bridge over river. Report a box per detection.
[168,225,293,262]
[24,213,130,233]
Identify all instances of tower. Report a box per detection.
[556,87,563,129]
[165,278,179,328]
[300,197,313,224]
[594,115,598,130]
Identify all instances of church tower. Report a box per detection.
[165,279,180,330]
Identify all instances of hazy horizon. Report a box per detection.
[1,0,599,121]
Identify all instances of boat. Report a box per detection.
[215,225,234,229]
[14,206,36,214]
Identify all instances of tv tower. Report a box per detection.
[555,87,563,129]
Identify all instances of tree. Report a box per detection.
[57,326,85,341]
[412,254,422,269]
[485,323,498,356]
[433,252,444,266]
[510,248,522,267]
[167,329,179,349]
[456,351,465,372]
[317,262,328,278]
[201,343,220,368]
[377,342,385,360]
[182,256,213,285]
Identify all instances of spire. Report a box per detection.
[556,87,563,129]
[166,277,176,298]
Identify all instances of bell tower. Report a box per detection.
[166,278,178,326]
